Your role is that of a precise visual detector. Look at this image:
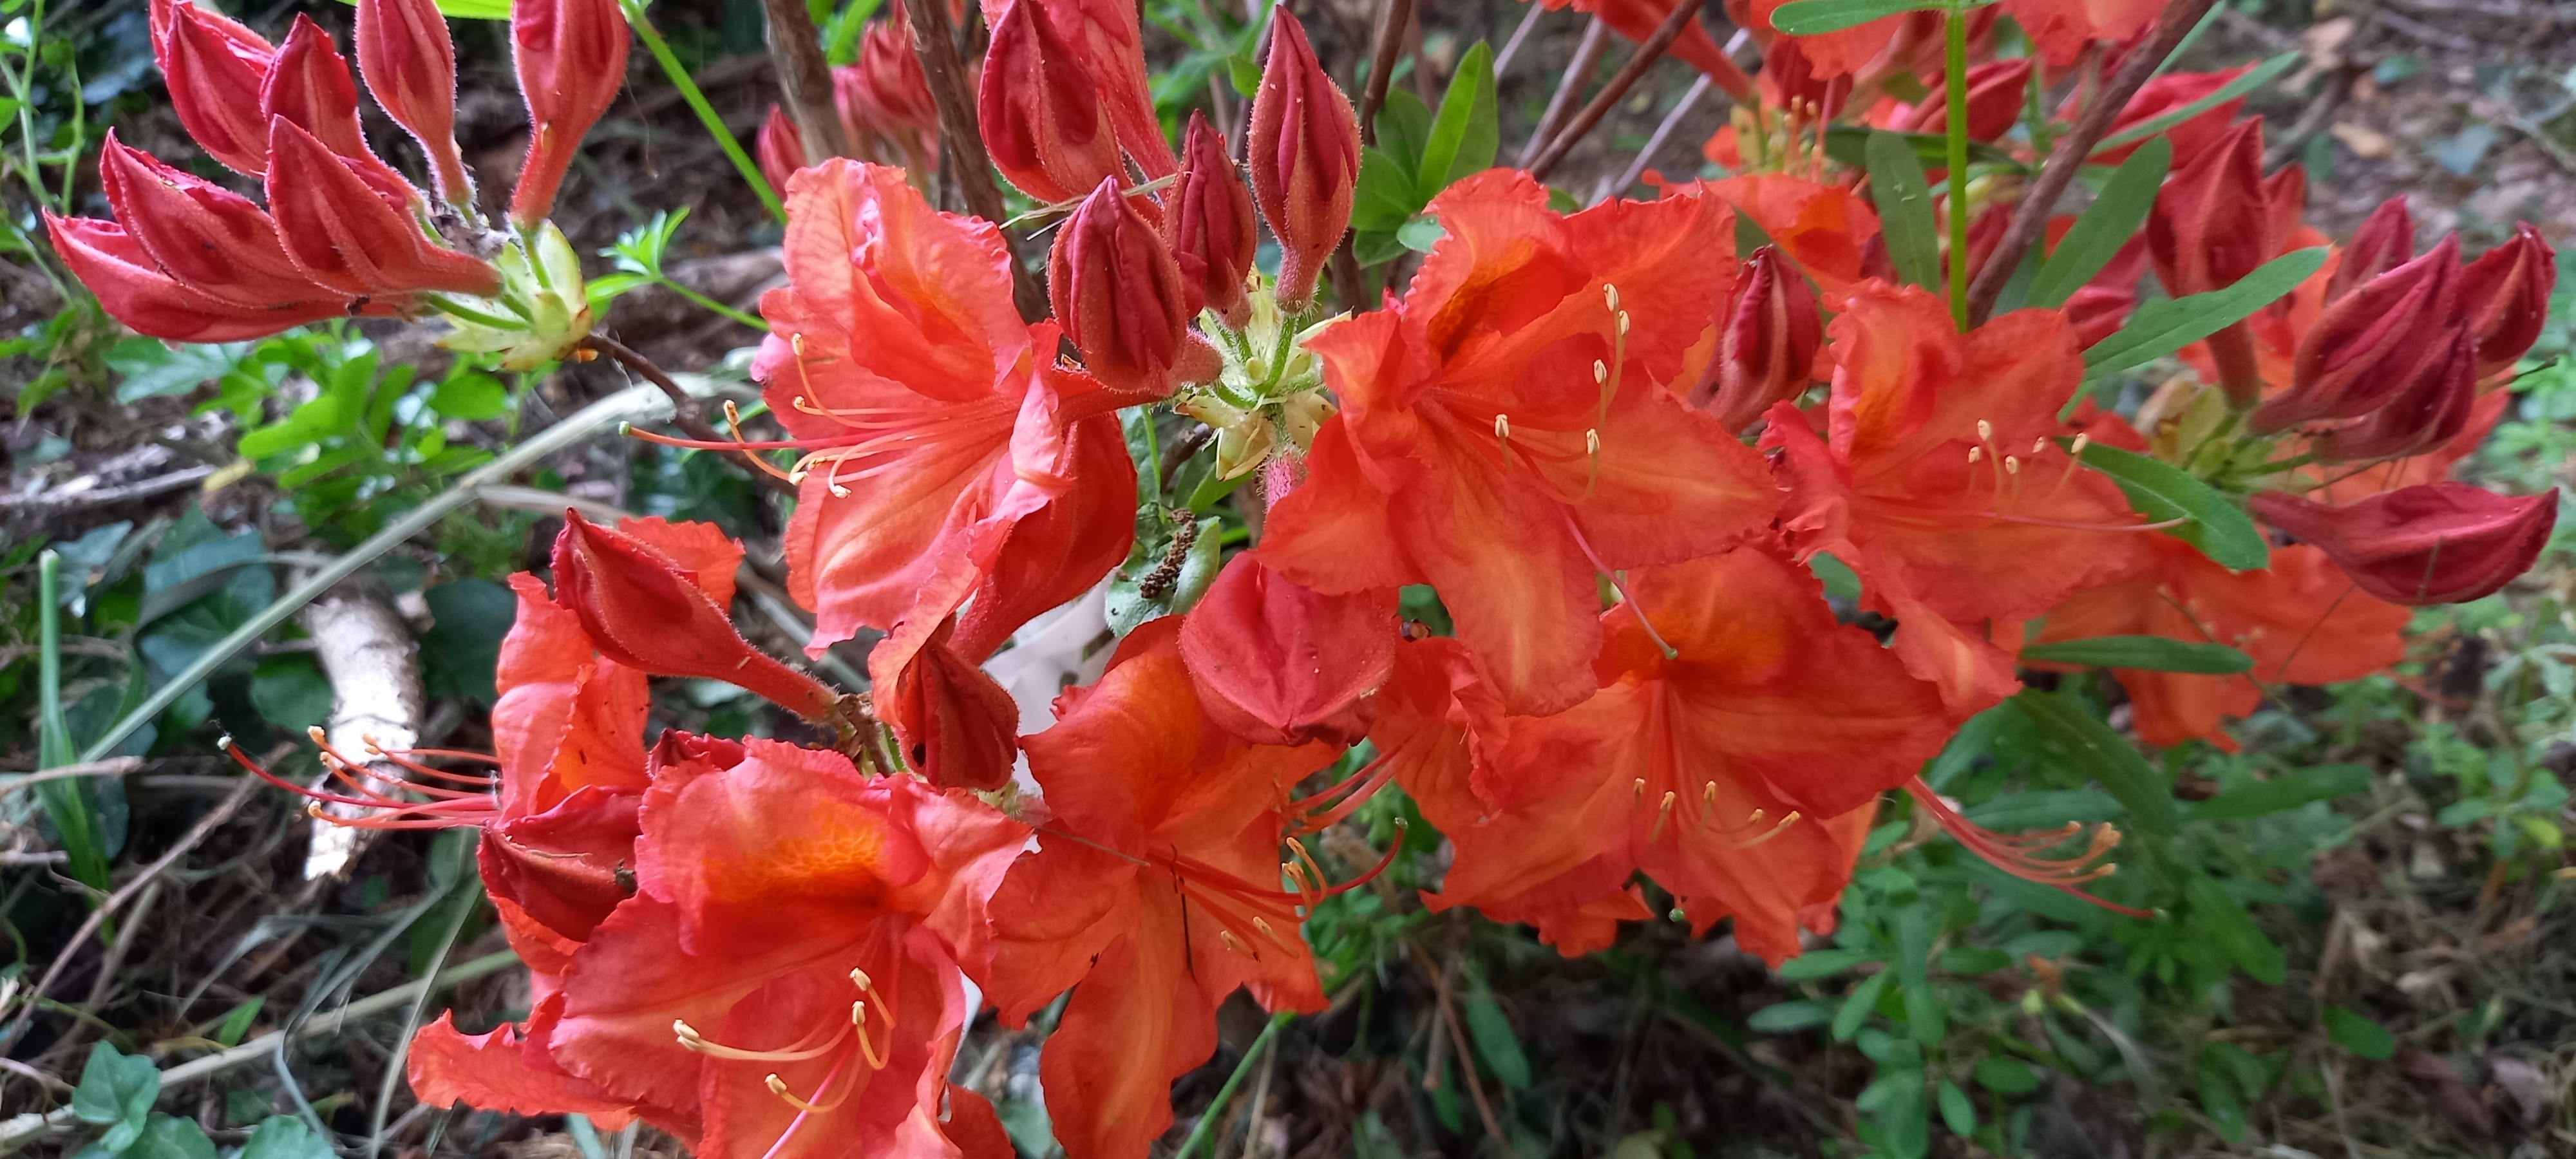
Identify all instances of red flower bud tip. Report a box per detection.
[2458,221,2557,380]
[1694,245,1823,432]
[1247,8,1358,311]
[1170,111,1258,328]
[978,0,1123,204]
[2324,195,2413,303]
[549,511,844,722]
[1178,549,1399,748]
[150,0,270,62]
[97,132,344,314]
[2249,482,2559,606]
[2092,67,2246,169]
[1908,59,2031,144]
[357,0,472,206]
[1050,176,1217,397]
[854,21,940,133]
[44,213,344,343]
[755,104,806,198]
[264,15,420,206]
[2149,117,2277,299]
[510,0,630,223]
[264,117,501,297]
[2313,326,2477,464]
[2250,234,2459,433]
[162,3,277,176]
[876,618,1021,791]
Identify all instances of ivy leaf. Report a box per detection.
[72,1043,160,1153]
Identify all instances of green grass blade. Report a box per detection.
[35,551,110,891]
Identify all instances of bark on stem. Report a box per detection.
[1527,0,1710,182]
[1963,0,2223,326]
[1357,0,1419,146]
[761,0,852,162]
[1520,17,1609,165]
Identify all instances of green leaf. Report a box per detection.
[73,1043,160,1151]
[106,339,250,404]
[249,655,333,733]
[2185,874,2286,985]
[1351,229,1412,267]
[1374,89,1435,179]
[2093,51,2300,154]
[1227,53,1263,97]
[1936,1079,1976,1135]
[1396,215,1447,253]
[1769,0,1939,34]
[2322,1005,2394,1060]
[2019,634,2252,674]
[238,1118,332,1159]
[1833,971,1892,1041]
[1417,41,1497,198]
[429,372,508,421]
[2075,442,2269,570]
[1821,126,2018,172]
[2082,248,2328,379]
[1459,979,1533,1089]
[1777,948,1875,980]
[1892,907,1942,1046]
[335,0,511,15]
[127,1116,215,1159]
[2186,764,2371,821]
[1352,146,1425,234]
[1864,130,1940,291]
[2028,138,2168,309]
[214,997,265,1048]
[2012,690,2180,838]
[1748,1000,1833,1032]
[1961,789,2122,831]
[419,579,518,705]
[1973,1057,2041,1094]
[1936,947,2012,974]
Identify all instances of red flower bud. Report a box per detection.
[44,213,343,343]
[1178,551,1399,747]
[163,4,276,176]
[1050,176,1215,397]
[2324,195,2412,304]
[2149,117,2277,299]
[979,0,1123,203]
[150,0,270,62]
[265,117,502,297]
[2313,326,2477,464]
[849,20,939,135]
[1693,245,1823,432]
[875,617,1021,791]
[2091,67,2246,169]
[2457,221,2557,380]
[2249,234,2459,433]
[510,0,630,223]
[1170,111,1258,327]
[2249,482,2559,606]
[1909,59,2031,144]
[756,104,806,196]
[264,15,419,205]
[357,0,471,205]
[1247,8,1358,310]
[97,133,340,313]
[549,511,843,721]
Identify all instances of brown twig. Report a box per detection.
[580,335,800,497]
[760,0,852,162]
[1963,0,2221,326]
[1602,70,1714,203]
[1526,0,1710,182]
[1356,0,1419,147]
[1520,17,1608,165]
[3,774,262,1057]
[1406,944,1511,1152]
[0,758,144,797]
[896,0,1050,321]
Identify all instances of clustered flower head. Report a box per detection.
[65,0,2567,1154]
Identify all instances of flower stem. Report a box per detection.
[1169,1010,1294,1159]
[618,0,787,224]
[1943,3,1971,330]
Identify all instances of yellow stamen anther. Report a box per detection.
[1649,791,1676,841]
[1633,777,1649,804]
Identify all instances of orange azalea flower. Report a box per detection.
[1764,281,2151,712]
[981,617,1365,1159]
[418,737,1027,1159]
[2031,535,2408,751]
[1258,172,1781,717]
[1699,175,1882,299]
[1372,547,1955,963]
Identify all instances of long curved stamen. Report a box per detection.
[1904,778,2152,918]
[755,1051,857,1159]
[222,737,498,827]
[1562,507,1679,659]
[675,1018,848,1062]
[764,1066,855,1115]
[1289,755,1399,833]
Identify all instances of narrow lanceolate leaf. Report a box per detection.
[2027,138,2168,309]
[1416,41,1497,200]
[2076,443,2269,571]
[2092,51,2301,154]
[1865,129,1940,291]
[2020,634,2253,674]
[2012,690,2181,839]
[2186,764,2371,821]
[2082,248,2328,378]
[1769,0,1942,35]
